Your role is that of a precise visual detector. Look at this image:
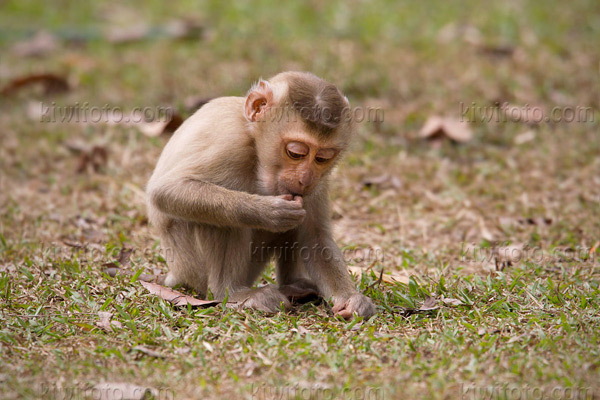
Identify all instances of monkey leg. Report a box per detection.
[274,233,320,304]
[162,223,290,313]
[161,221,208,295]
[200,226,290,313]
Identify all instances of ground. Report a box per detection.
[0,1,599,399]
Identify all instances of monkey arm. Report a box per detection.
[299,233,357,299]
[298,225,376,319]
[147,176,269,229]
[298,192,358,299]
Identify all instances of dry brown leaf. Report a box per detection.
[291,325,310,335]
[498,216,553,229]
[1,73,69,96]
[478,44,515,58]
[514,130,536,145]
[420,297,439,311]
[96,311,122,331]
[117,248,133,267]
[11,31,58,57]
[132,345,164,359]
[419,116,473,143]
[495,244,525,264]
[202,341,214,353]
[347,266,411,285]
[361,174,402,190]
[442,298,463,306]
[140,281,222,307]
[64,141,109,173]
[397,297,440,317]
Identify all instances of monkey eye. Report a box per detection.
[315,148,336,164]
[315,156,331,164]
[286,142,308,160]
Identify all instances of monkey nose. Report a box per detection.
[297,179,311,192]
[298,172,313,189]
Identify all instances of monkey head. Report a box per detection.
[244,72,353,198]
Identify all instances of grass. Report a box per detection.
[1,0,599,399]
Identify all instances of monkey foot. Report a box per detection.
[332,293,376,320]
[232,286,291,314]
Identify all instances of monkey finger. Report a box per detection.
[277,194,294,201]
[293,196,303,207]
[334,307,354,320]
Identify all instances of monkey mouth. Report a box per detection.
[282,190,302,198]
[278,184,304,198]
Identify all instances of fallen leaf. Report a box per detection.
[244,361,260,377]
[1,73,69,96]
[11,31,58,57]
[522,217,553,226]
[291,325,310,335]
[118,248,133,267]
[495,244,525,264]
[255,350,273,365]
[62,239,85,249]
[507,334,525,344]
[442,298,463,306]
[96,311,122,331]
[478,44,515,58]
[397,297,440,317]
[347,266,411,285]
[419,297,439,311]
[498,216,553,229]
[140,281,222,307]
[361,174,402,190]
[81,227,105,243]
[419,116,473,143]
[91,382,157,400]
[202,341,214,353]
[64,142,109,173]
[514,130,536,145]
[132,345,164,359]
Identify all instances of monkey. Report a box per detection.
[146,71,376,319]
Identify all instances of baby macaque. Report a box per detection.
[146,72,375,319]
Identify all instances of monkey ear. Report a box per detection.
[244,80,274,122]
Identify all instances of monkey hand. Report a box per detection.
[332,293,376,320]
[257,194,306,232]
